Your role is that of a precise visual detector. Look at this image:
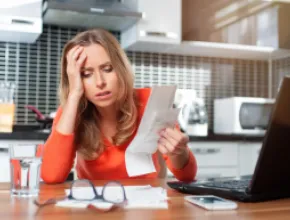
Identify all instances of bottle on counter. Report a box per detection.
[0,81,16,133]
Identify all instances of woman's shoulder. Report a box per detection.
[134,87,152,105]
[134,87,152,117]
[51,105,64,126]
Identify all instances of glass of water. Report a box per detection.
[9,144,42,197]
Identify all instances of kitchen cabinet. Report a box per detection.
[238,142,262,177]
[181,0,290,49]
[121,0,290,60]
[0,148,10,182]
[189,142,239,180]
[167,142,239,179]
[121,0,181,53]
[195,167,238,180]
[167,141,262,180]
[188,142,239,168]
[0,0,42,43]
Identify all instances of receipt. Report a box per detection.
[125,85,178,177]
[130,109,180,154]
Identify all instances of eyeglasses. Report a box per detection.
[34,179,127,211]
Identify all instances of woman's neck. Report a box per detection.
[97,105,117,122]
[97,105,118,142]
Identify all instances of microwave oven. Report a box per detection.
[214,97,275,136]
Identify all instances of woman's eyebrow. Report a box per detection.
[80,61,111,71]
[99,61,111,68]
[80,67,94,71]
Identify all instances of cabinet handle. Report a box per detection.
[139,31,178,39]
[12,19,34,25]
[192,148,221,155]
[0,148,8,153]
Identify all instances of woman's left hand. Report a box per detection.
[157,127,189,156]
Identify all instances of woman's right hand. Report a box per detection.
[66,45,87,99]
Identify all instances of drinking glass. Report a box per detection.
[9,144,42,197]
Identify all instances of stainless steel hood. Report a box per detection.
[42,0,143,31]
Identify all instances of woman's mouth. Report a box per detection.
[95,91,112,100]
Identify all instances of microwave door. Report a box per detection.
[239,103,274,130]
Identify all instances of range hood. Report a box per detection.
[0,0,42,43]
[42,0,143,31]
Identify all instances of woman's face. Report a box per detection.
[80,43,119,109]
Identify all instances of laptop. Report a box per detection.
[167,75,290,202]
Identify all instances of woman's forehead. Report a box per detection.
[83,44,111,67]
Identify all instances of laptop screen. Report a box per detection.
[250,76,290,194]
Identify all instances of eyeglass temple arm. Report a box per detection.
[34,196,67,208]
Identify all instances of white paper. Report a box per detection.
[135,85,177,139]
[125,85,178,177]
[137,108,181,154]
[125,152,156,177]
[56,185,168,209]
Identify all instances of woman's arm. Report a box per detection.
[158,127,198,182]
[41,46,87,184]
[163,148,197,182]
[41,96,79,183]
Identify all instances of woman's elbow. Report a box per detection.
[40,168,68,184]
[178,166,197,182]
[178,156,198,182]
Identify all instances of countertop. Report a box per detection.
[189,131,264,142]
[0,125,50,141]
[0,125,264,142]
[1,179,290,220]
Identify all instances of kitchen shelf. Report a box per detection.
[161,41,290,61]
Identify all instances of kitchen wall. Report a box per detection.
[272,57,290,96]
[0,25,276,130]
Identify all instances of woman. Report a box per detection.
[41,28,197,183]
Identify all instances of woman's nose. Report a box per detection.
[95,72,106,88]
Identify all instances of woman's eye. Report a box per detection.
[103,66,113,73]
[81,71,93,78]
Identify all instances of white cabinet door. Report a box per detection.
[121,0,181,52]
[196,167,238,180]
[238,142,262,176]
[166,142,239,180]
[137,0,181,42]
[0,140,44,148]
[167,167,238,180]
[0,148,10,182]
[188,142,239,167]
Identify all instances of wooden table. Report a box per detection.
[1,179,290,220]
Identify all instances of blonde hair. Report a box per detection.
[59,28,138,160]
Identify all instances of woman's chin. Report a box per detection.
[91,99,116,109]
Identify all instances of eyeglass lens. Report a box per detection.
[102,181,126,204]
[71,180,126,203]
[71,180,96,200]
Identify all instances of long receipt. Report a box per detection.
[125,85,180,177]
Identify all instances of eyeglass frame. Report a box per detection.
[67,179,127,204]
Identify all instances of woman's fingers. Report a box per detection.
[71,47,84,63]
[158,127,189,156]
[157,143,169,155]
[67,45,79,62]
[158,137,175,153]
[76,52,87,69]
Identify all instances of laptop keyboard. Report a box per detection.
[201,179,250,190]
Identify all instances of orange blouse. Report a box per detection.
[41,88,197,183]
